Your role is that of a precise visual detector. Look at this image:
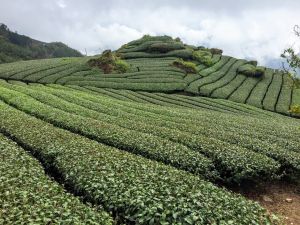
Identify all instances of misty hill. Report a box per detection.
[0,23,82,63]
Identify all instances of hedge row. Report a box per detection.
[41,82,300,152]
[54,70,185,85]
[60,87,300,156]
[229,76,261,104]
[201,59,247,96]
[38,65,90,84]
[45,87,300,174]
[0,85,217,180]
[119,40,184,53]
[137,91,230,112]
[198,58,237,89]
[19,85,283,183]
[154,93,253,115]
[22,63,76,82]
[121,49,194,60]
[0,58,71,78]
[68,81,186,92]
[292,88,300,106]
[198,56,231,76]
[263,72,283,111]
[10,59,76,80]
[246,69,275,108]
[200,60,247,96]
[9,83,299,173]
[186,58,236,94]
[125,35,175,47]
[84,86,136,102]
[0,133,112,224]
[177,94,266,116]
[275,74,293,114]
[84,87,273,117]
[0,100,274,225]
[126,74,184,79]
[11,81,299,150]
[63,77,184,84]
[211,74,247,99]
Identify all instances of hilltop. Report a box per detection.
[0,23,82,63]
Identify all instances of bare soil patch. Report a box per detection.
[233,182,300,225]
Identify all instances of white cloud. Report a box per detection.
[0,0,300,68]
[57,0,67,9]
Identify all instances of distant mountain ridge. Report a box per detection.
[0,23,82,63]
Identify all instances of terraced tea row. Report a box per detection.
[1,81,300,184]
[63,85,279,117]
[0,133,113,224]
[0,100,274,224]
[0,35,298,116]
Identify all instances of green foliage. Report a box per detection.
[209,48,223,55]
[0,96,276,225]
[172,59,197,73]
[192,50,213,66]
[126,35,174,47]
[281,25,300,77]
[238,64,265,77]
[294,77,300,88]
[281,47,300,74]
[115,59,130,73]
[248,60,258,66]
[289,104,300,115]
[88,50,129,74]
[120,49,194,60]
[0,134,112,224]
[3,81,300,181]
[263,73,283,112]
[147,42,184,53]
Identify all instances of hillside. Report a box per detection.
[0,35,299,116]
[0,35,300,224]
[0,23,82,63]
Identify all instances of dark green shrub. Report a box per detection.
[209,48,223,55]
[184,44,198,51]
[115,59,130,73]
[192,50,213,66]
[289,104,300,115]
[295,77,300,88]
[167,49,194,59]
[175,37,181,42]
[238,64,265,77]
[148,42,184,53]
[197,46,206,50]
[248,60,258,66]
[126,35,174,47]
[88,50,129,74]
[172,59,197,73]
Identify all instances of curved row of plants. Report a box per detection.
[0,100,275,224]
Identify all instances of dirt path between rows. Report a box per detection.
[236,182,300,225]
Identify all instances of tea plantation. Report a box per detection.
[0,35,298,116]
[0,35,300,224]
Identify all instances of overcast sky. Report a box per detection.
[1,0,300,68]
